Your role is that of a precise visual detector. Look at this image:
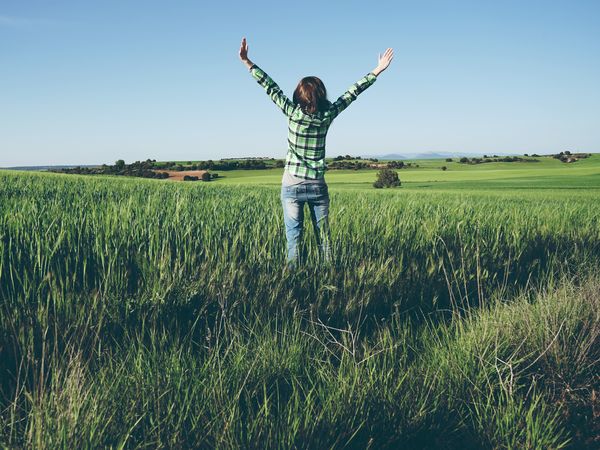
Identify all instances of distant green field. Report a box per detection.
[212,154,600,191]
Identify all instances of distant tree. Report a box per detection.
[183,175,198,181]
[445,158,453,162]
[564,150,571,155]
[386,161,404,169]
[201,172,212,181]
[459,157,469,163]
[274,160,285,168]
[441,166,448,171]
[373,168,401,189]
[115,159,125,170]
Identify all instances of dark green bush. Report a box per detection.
[373,168,401,188]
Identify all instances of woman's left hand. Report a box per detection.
[239,37,254,69]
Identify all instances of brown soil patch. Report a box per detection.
[153,170,208,181]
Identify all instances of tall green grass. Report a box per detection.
[2,171,599,313]
[1,170,599,448]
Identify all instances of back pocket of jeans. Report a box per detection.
[315,185,328,196]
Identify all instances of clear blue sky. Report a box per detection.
[1,0,599,166]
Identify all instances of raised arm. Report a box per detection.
[328,47,394,121]
[239,37,295,118]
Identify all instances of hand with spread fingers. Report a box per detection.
[372,48,394,76]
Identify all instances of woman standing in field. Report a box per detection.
[239,37,393,268]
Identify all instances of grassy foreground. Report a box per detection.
[0,169,599,448]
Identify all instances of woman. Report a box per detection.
[239,37,393,268]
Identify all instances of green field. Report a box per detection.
[213,154,600,191]
[0,156,599,448]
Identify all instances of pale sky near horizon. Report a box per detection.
[1,0,599,167]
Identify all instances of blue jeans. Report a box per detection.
[281,183,331,267]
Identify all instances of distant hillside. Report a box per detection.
[367,151,521,160]
[1,165,101,171]
[371,153,408,160]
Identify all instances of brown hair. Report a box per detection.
[293,76,330,114]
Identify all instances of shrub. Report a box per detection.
[115,159,125,170]
[373,168,401,189]
[387,161,404,169]
[441,166,448,171]
[445,158,453,162]
[183,175,198,181]
[201,172,212,181]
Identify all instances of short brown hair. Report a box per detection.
[293,76,330,114]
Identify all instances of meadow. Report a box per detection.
[213,154,600,191]
[0,156,599,448]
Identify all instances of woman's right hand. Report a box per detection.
[372,48,394,76]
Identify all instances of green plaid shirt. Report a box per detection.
[249,64,377,179]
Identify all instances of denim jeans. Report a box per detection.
[280,183,331,267]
